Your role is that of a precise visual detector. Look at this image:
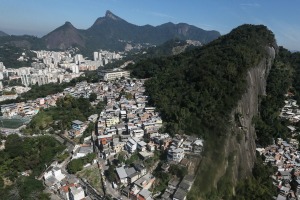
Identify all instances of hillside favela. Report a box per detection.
[0,1,300,200]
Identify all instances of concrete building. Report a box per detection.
[98,69,130,81]
[69,185,85,200]
[93,52,99,61]
[72,120,84,131]
[167,147,184,162]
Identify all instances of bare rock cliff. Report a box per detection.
[219,46,277,187]
[188,46,277,199]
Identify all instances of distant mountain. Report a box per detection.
[0,35,45,50]
[43,21,85,50]
[43,10,220,52]
[0,11,220,54]
[0,31,8,37]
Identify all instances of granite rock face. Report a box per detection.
[218,46,277,188]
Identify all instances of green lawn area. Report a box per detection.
[0,118,28,129]
[77,164,104,195]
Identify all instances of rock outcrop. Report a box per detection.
[188,45,277,199]
[216,45,277,188]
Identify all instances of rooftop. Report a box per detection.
[72,120,83,125]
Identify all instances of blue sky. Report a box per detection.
[0,0,299,50]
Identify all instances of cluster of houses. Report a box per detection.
[0,93,63,118]
[43,163,92,200]
[280,99,300,123]
[94,78,203,159]
[0,76,205,199]
[63,81,102,99]
[86,78,204,199]
[161,175,195,200]
[257,138,300,200]
[257,97,300,200]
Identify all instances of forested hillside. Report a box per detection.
[0,135,65,199]
[0,44,35,68]
[128,24,277,198]
[130,24,276,138]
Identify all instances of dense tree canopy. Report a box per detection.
[26,95,99,132]
[0,134,64,199]
[130,24,276,138]
[254,47,293,146]
[0,44,34,68]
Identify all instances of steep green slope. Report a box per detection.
[0,135,65,199]
[131,24,275,137]
[130,24,277,199]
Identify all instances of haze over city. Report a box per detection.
[0,0,299,51]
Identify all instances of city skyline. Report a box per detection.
[0,0,299,50]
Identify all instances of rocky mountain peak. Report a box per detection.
[105,10,122,21]
[63,21,75,28]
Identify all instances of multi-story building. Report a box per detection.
[98,69,130,81]
[69,185,85,200]
[126,138,138,153]
[167,146,185,162]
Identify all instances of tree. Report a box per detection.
[67,159,83,174]
[18,176,45,199]
[105,165,117,183]
[89,92,97,102]
[169,164,188,179]
[5,134,24,158]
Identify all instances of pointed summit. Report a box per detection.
[44,10,220,51]
[105,10,122,20]
[62,21,75,29]
[43,20,84,50]
[64,21,72,26]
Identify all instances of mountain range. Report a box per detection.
[0,31,8,37]
[0,11,220,53]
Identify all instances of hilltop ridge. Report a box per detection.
[0,10,220,53]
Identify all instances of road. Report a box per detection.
[97,156,129,200]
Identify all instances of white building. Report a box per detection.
[126,138,138,153]
[167,147,184,162]
[192,139,204,154]
[43,167,65,186]
[98,69,130,81]
[93,52,99,61]
[74,54,84,64]
[72,146,93,160]
[69,186,85,200]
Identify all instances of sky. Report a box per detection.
[0,0,299,50]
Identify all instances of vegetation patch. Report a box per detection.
[67,153,96,174]
[0,134,65,199]
[24,95,103,133]
[0,118,28,129]
[77,165,104,195]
